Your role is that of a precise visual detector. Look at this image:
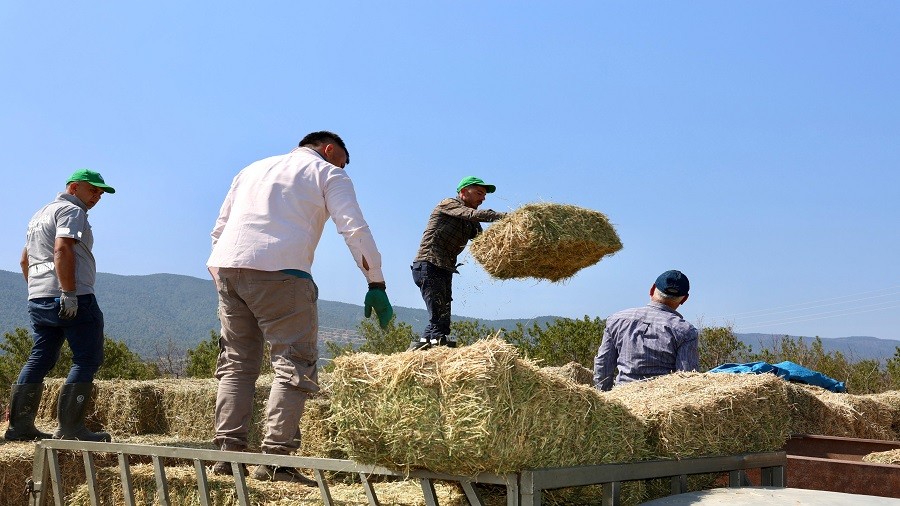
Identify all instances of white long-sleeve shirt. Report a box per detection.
[207,147,384,284]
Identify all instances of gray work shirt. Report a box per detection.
[593,301,699,391]
[24,192,96,299]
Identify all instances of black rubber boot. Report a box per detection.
[53,383,112,442]
[4,383,53,441]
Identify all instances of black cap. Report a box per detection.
[655,270,689,297]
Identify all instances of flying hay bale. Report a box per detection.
[862,449,900,465]
[329,338,647,475]
[602,372,792,460]
[785,384,896,440]
[469,203,622,282]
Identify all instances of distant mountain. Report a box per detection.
[735,332,899,363]
[2,270,898,363]
[0,270,556,358]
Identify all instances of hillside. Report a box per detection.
[0,270,557,358]
[736,333,900,364]
[1,270,897,361]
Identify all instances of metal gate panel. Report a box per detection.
[28,440,785,506]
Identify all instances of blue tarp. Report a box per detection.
[709,360,846,393]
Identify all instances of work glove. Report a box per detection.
[364,282,393,329]
[58,291,78,319]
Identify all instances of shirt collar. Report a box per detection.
[294,146,327,162]
[57,192,88,212]
[647,301,683,318]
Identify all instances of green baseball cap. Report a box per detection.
[457,176,496,193]
[66,169,116,194]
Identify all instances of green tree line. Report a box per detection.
[324,317,900,395]
[3,317,900,411]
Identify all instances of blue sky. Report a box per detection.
[2,2,898,340]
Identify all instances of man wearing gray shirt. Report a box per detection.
[4,169,115,442]
[593,270,699,391]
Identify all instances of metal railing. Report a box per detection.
[28,440,785,506]
[518,451,786,505]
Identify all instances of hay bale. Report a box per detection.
[66,464,313,506]
[862,449,900,465]
[91,380,165,436]
[154,378,218,441]
[602,372,792,460]
[0,442,46,501]
[329,338,647,476]
[0,439,129,502]
[36,379,63,422]
[469,203,622,282]
[156,376,273,449]
[36,376,279,447]
[67,463,467,506]
[785,384,896,440]
[869,390,900,438]
[35,379,162,436]
[36,378,216,439]
[299,397,345,460]
[542,362,594,387]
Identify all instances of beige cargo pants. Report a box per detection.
[213,268,319,454]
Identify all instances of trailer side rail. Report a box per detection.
[28,440,785,506]
[519,451,786,505]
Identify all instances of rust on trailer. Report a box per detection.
[783,434,900,498]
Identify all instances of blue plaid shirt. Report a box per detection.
[593,302,699,391]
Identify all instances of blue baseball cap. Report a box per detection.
[655,270,689,297]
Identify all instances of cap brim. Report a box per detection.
[67,178,116,194]
[458,183,496,193]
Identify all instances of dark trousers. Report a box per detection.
[411,261,453,341]
[17,295,105,384]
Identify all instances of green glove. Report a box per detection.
[364,284,393,329]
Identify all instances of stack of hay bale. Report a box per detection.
[469,202,622,282]
[541,362,900,443]
[6,341,900,504]
[784,383,897,440]
[328,338,647,476]
[33,376,271,446]
[601,372,793,460]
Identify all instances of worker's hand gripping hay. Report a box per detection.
[469,203,622,282]
[328,338,648,476]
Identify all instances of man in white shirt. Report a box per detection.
[207,131,392,483]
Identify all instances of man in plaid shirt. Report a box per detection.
[408,176,505,350]
[593,270,699,390]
